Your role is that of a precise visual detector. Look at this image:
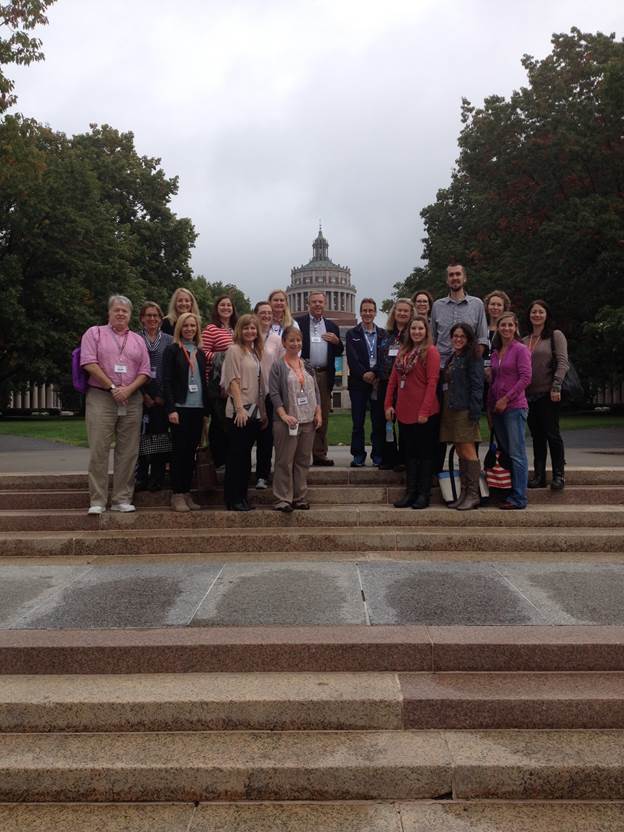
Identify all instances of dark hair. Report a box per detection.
[450,322,480,360]
[254,300,271,314]
[491,312,521,351]
[411,289,434,314]
[525,298,554,338]
[212,294,238,328]
[359,297,377,312]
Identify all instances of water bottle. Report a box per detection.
[385,420,394,443]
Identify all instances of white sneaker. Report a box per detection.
[111,503,136,513]
[256,478,268,490]
[87,505,105,515]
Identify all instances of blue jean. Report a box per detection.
[493,408,528,508]
[349,386,385,463]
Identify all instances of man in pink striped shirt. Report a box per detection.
[80,295,151,514]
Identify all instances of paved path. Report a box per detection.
[1,428,623,472]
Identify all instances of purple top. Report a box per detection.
[488,339,532,412]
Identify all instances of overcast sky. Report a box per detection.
[9,0,621,306]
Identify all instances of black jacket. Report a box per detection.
[346,322,385,392]
[162,343,210,414]
[295,315,344,392]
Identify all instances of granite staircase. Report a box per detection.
[0,468,623,830]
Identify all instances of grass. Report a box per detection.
[0,411,622,449]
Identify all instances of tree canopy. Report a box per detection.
[0,0,55,112]
[392,29,624,390]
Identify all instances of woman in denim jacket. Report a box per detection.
[440,323,484,510]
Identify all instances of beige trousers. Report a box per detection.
[272,420,316,504]
[313,368,331,460]
[85,387,143,507]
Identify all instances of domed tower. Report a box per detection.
[287,226,357,327]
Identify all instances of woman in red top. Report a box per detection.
[385,316,440,509]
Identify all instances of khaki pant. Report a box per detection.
[85,387,143,507]
[273,420,315,504]
[313,368,331,461]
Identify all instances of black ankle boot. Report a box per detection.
[528,462,547,489]
[394,461,418,508]
[551,468,565,491]
[412,459,433,510]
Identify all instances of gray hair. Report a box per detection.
[108,294,133,312]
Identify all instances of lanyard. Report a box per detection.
[112,329,129,357]
[363,329,377,361]
[285,357,305,390]
[181,345,197,376]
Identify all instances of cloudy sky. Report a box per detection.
[9,0,621,306]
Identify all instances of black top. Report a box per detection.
[346,322,385,392]
[162,342,210,414]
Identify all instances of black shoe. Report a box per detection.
[551,473,565,491]
[528,463,546,489]
[393,494,415,508]
[228,502,251,512]
[411,495,430,510]
[242,498,255,511]
[313,457,335,466]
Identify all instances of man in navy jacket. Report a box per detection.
[296,292,344,466]
[346,298,386,467]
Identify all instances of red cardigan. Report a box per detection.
[384,345,440,424]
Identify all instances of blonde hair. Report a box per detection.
[166,287,200,324]
[268,288,294,328]
[386,297,414,333]
[173,312,201,346]
[233,313,264,358]
[399,315,433,365]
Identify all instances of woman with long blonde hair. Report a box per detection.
[161,287,201,335]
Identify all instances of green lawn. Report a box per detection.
[0,412,622,449]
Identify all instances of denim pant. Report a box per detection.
[349,386,385,463]
[493,408,528,508]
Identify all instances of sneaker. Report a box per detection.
[350,457,365,468]
[87,505,105,515]
[111,503,136,513]
[256,478,268,490]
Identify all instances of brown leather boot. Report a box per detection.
[447,457,467,509]
[456,460,482,511]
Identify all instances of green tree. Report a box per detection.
[0,116,197,401]
[193,277,252,321]
[0,0,56,112]
[410,29,624,387]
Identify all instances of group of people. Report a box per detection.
[79,263,569,515]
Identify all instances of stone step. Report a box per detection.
[0,483,621,510]
[0,503,622,533]
[1,524,622,558]
[0,801,622,832]
[0,467,621,491]
[0,728,622,802]
[3,671,624,733]
[2,625,624,674]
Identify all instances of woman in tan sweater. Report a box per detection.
[522,299,569,491]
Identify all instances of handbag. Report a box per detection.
[484,430,512,490]
[196,445,218,491]
[139,432,172,456]
[438,444,489,503]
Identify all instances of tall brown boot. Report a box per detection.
[456,460,482,511]
[447,457,467,509]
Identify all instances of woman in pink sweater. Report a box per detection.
[487,312,532,510]
[385,316,440,509]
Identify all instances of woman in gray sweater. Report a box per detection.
[522,299,569,491]
[269,326,322,512]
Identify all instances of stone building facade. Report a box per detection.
[287,227,356,407]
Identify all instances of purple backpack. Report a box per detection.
[72,327,101,394]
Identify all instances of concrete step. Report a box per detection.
[0,801,622,832]
[3,671,624,733]
[1,524,623,558]
[3,625,624,674]
[0,467,621,492]
[0,504,623,533]
[1,483,621,510]
[0,728,623,802]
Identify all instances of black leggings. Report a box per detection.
[224,418,260,506]
[170,408,204,494]
[527,394,565,470]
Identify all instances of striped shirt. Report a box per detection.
[201,324,233,369]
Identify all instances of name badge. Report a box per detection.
[114,363,128,374]
[188,383,199,393]
[388,347,399,357]
[150,368,157,378]
[400,379,406,389]
[297,394,308,406]
[311,335,322,343]
[442,383,449,392]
